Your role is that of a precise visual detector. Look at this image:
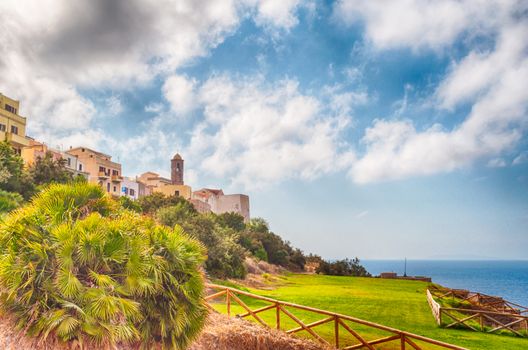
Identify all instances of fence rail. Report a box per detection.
[427,288,528,337]
[205,283,467,350]
[428,286,528,316]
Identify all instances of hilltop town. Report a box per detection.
[0,92,250,221]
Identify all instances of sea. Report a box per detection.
[362,260,528,307]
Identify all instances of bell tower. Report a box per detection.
[171,153,184,185]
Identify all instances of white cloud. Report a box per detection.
[144,103,164,113]
[0,0,305,150]
[344,1,528,184]
[334,0,519,52]
[487,158,507,168]
[163,75,197,114]
[513,151,528,165]
[105,96,123,117]
[250,0,302,30]
[184,75,354,188]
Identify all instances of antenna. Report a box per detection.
[404,257,407,277]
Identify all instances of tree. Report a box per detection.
[29,151,73,185]
[316,258,371,277]
[0,183,207,349]
[138,192,192,215]
[215,212,245,231]
[157,211,248,279]
[240,217,307,270]
[156,201,198,225]
[0,141,34,198]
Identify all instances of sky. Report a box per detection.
[1,0,527,260]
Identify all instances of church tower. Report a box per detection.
[171,153,184,185]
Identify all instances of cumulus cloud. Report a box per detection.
[345,1,528,184]
[334,0,519,51]
[249,0,303,30]
[163,75,197,115]
[0,0,305,146]
[183,75,355,188]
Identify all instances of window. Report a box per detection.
[107,183,110,192]
[67,158,71,166]
[113,186,117,192]
[112,170,119,176]
[99,166,106,173]
[175,191,180,196]
[10,125,18,135]
[0,124,5,132]
[130,189,135,197]
[5,104,17,114]
[79,164,83,171]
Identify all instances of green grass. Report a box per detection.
[210,274,527,350]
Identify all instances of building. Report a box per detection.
[67,147,123,197]
[137,171,172,191]
[0,93,29,153]
[189,198,211,214]
[21,139,89,179]
[192,188,250,222]
[21,139,62,166]
[121,177,140,200]
[171,153,184,185]
[137,154,192,200]
[153,184,192,200]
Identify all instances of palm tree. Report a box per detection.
[0,182,207,349]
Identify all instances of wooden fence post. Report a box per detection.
[401,334,406,350]
[226,290,231,317]
[276,303,280,330]
[334,316,339,348]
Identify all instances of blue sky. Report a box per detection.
[1,0,527,259]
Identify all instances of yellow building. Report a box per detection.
[153,184,192,200]
[0,93,29,153]
[67,147,123,197]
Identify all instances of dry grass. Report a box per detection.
[0,312,329,350]
[189,312,331,350]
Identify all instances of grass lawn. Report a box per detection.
[211,274,527,350]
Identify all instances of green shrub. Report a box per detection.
[0,183,206,349]
[316,258,371,277]
[118,195,142,213]
[157,211,247,280]
[0,190,23,214]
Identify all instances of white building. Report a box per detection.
[192,188,250,222]
[121,177,140,200]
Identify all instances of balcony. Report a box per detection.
[98,171,109,179]
[111,175,123,182]
[5,132,30,147]
[0,108,26,124]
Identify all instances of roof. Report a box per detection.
[194,188,224,196]
[68,146,112,159]
[172,153,183,160]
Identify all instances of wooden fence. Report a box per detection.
[428,286,528,316]
[205,283,467,350]
[427,289,528,337]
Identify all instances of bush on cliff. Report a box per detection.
[0,183,207,349]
